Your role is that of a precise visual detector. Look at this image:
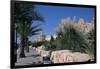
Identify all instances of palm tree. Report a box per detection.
[14,2,44,57]
[24,23,42,52]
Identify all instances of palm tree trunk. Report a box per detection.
[25,37,29,52]
[19,35,25,58]
[19,45,25,57]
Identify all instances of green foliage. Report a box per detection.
[14,2,44,24]
[87,29,95,46]
[85,29,95,59]
[44,36,56,51]
[44,42,56,51]
[28,41,32,46]
[32,41,45,48]
[55,26,88,53]
[40,32,46,41]
[14,2,44,57]
[44,26,89,53]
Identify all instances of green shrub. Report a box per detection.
[44,36,56,51]
[55,26,88,53]
[32,41,45,47]
[85,29,95,60]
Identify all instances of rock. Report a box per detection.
[36,45,46,55]
[37,45,45,50]
[50,50,71,63]
[41,50,50,57]
[35,48,42,55]
[73,52,90,62]
[36,45,45,55]
[50,50,90,63]
[60,53,75,63]
[35,46,51,61]
[40,50,51,61]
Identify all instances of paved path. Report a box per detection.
[15,47,51,66]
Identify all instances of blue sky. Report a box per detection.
[29,5,95,41]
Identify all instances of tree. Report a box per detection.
[44,35,56,51]
[24,23,42,52]
[51,35,54,41]
[14,2,44,57]
[39,32,46,41]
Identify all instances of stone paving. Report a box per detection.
[15,47,51,66]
